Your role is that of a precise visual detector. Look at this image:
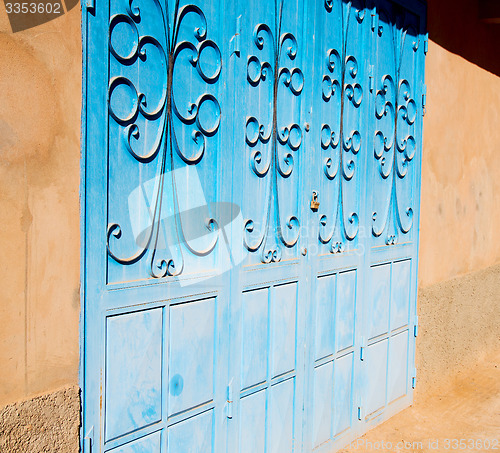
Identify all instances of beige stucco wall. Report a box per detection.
[0,7,81,406]
[416,263,500,397]
[0,0,499,445]
[419,40,500,288]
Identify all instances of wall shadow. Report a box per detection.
[428,0,500,76]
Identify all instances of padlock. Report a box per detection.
[310,191,320,211]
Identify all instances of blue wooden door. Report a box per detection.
[360,0,425,433]
[227,2,309,452]
[82,0,426,452]
[83,0,234,451]
[301,1,369,451]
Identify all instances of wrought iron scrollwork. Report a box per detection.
[318,0,364,253]
[243,1,303,263]
[107,0,222,278]
[372,16,418,244]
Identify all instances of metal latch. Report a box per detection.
[230,16,241,57]
[227,382,233,419]
[86,0,95,13]
[369,65,374,93]
[310,191,320,211]
[356,395,364,421]
[360,336,366,361]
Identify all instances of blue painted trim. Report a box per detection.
[411,0,427,397]
[79,0,88,450]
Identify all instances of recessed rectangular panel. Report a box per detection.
[168,298,215,416]
[368,264,391,339]
[238,0,302,266]
[269,378,295,453]
[312,362,333,448]
[391,260,411,330]
[239,390,266,453]
[336,271,356,352]
[105,309,163,441]
[109,430,161,453]
[272,283,297,377]
[365,339,388,417]
[333,353,353,437]
[242,288,269,389]
[388,330,409,402]
[167,409,214,453]
[315,274,336,361]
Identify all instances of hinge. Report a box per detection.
[360,336,366,361]
[369,65,374,93]
[413,316,419,337]
[84,426,93,453]
[230,15,241,57]
[357,406,363,420]
[86,0,95,13]
[226,382,233,419]
[371,10,378,32]
[422,84,427,116]
[424,33,429,55]
[411,368,417,389]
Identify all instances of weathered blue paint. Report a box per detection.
[82,0,426,451]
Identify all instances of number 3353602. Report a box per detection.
[5,3,61,14]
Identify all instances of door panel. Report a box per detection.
[230,278,303,453]
[234,0,305,265]
[168,297,217,417]
[85,0,231,451]
[105,309,163,442]
[239,390,267,453]
[302,0,369,450]
[364,338,388,417]
[83,0,426,451]
[370,0,420,248]
[106,0,225,284]
[228,1,307,452]
[309,0,366,257]
[362,0,424,430]
[167,410,215,452]
[111,431,162,453]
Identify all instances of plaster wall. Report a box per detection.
[416,263,500,398]
[419,40,500,287]
[0,7,81,406]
